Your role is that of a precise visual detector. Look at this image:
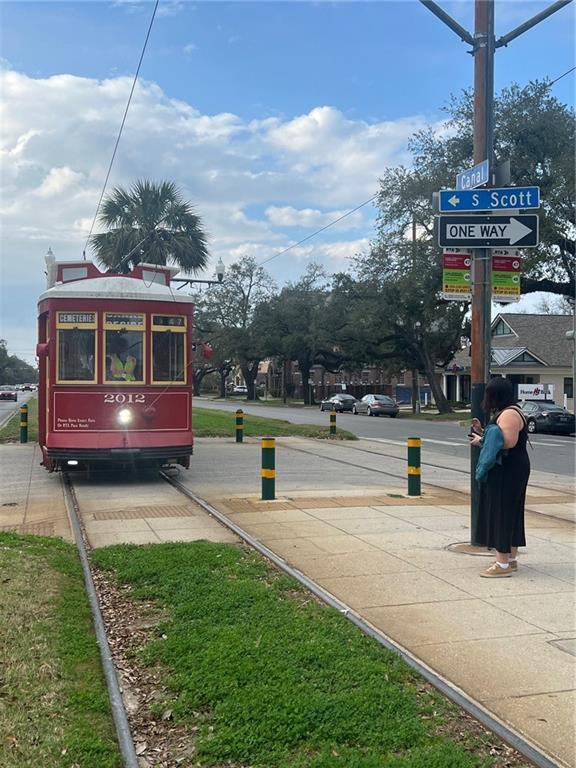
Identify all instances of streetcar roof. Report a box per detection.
[38,275,195,304]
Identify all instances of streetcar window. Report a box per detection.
[105,330,144,383]
[58,329,95,381]
[153,331,185,382]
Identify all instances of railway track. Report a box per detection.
[61,465,567,768]
[280,437,573,505]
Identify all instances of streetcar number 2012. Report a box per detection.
[104,393,145,404]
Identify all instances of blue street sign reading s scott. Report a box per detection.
[456,160,490,191]
[439,186,540,213]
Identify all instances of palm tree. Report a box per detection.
[90,180,209,273]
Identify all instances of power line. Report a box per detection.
[258,194,378,266]
[547,65,575,86]
[258,65,574,269]
[83,0,159,258]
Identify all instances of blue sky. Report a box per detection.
[0,0,574,361]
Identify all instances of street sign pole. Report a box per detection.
[469,0,495,546]
[421,0,568,551]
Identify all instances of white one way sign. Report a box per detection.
[438,215,539,248]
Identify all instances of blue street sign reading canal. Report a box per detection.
[456,159,489,191]
[439,186,540,213]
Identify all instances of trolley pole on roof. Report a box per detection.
[420,0,573,548]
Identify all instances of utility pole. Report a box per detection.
[420,0,573,548]
[469,0,495,544]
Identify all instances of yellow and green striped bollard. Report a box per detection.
[235,409,244,443]
[407,437,421,496]
[20,403,28,444]
[261,437,276,500]
[329,409,337,436]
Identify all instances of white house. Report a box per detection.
[443,313,574,410]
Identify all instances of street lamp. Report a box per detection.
[173,258,226,289]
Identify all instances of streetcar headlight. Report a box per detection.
[117,408,133,425]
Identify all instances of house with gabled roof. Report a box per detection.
[443,313,574,410]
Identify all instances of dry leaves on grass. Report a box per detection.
[91,569,197,768]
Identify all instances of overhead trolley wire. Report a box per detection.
[258,194,378,267]
[257,64,574,269]
[83,0,160,259]
[547,65,575,86]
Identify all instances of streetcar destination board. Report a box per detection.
[437,215,539,248]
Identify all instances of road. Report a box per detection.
[0,392,34,430]
[196,397,576,478]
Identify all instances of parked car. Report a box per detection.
[353,394,399,417]
[319,394,358,412]
[519,401,575,435]
[0,385,18,402]
[21,383,36,391]
[232,385,248,395]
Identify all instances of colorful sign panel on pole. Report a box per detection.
[442,248,523,302]
[442,248,472,300]
[491,249,522,303]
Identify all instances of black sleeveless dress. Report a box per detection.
[474,406,530,553]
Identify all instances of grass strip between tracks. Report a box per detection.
[193,406,356,439]
[91,540,514,768]
[0,401,355,442]
[0,532,121,768]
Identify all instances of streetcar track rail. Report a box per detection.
[61,472,140,768]
[162,472,559,768]
[61,462,568,768]
[280,438,574,502]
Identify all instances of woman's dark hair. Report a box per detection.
[482,376,515,414]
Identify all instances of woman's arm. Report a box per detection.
[496,408,524,448]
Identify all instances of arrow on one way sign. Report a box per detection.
[437,215,539,248]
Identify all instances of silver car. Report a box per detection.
[353,394,399,417]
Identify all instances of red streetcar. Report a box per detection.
[37,255,200,471]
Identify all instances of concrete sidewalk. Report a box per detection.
[1,439,574,766]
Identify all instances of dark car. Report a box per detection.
[520,401,575,435]
[319,393,358,412]
[353,394,399,417]
[0,385,18,402]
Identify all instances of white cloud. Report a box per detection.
[265,205,364,230]
[34,167,85,198]
[0,68,429,361]
[183,42,197,55]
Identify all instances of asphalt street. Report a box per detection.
[196,397,576,478]
[0,391,34,430]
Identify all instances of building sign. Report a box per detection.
[517,384,554,401]
[442,248,472,301]
[58,312,95,325]
[492,249,522,303]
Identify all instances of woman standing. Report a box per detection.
[469,377,530,578]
